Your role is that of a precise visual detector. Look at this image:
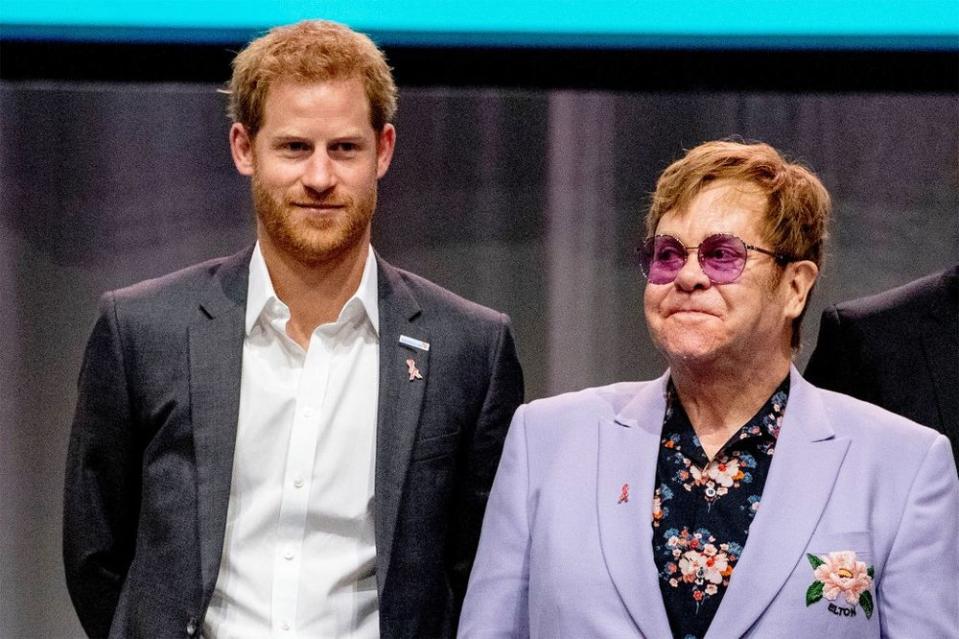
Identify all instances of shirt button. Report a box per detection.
[284,547,295,560]
[303,407,315,418]
[293,478,304,488]
[281,621,290,631]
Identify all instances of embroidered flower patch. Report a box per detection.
[805,551,875,620]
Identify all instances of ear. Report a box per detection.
[229,122,255,176]
[375,123,396,179]
[782,260,819,321]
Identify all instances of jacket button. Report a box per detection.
[186,617,198,637]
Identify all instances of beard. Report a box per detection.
[252,174,376,267]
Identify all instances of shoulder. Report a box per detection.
[505,380,659,475]
[518,381,650,433]
[811,383,947,462]
[803,383,958,558]
[386,263,509,327]
[831,267,953,325]
[111,253,239,303]
[377,258,520,379]
[100,248,249,329]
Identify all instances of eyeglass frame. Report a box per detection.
[638,233,795,285]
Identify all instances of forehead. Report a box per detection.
[657,179,769,241]
[260,76,372,131]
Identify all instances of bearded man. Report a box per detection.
[63,20,523,639]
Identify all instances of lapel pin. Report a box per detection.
[406,358,423,381]
[618,483,630,504]
[399,335,430,351]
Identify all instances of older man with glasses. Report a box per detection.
[459,139,959,639]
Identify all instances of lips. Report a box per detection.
[291,201,346,210]
[667,308,719,318]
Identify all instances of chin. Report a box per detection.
[288,236,359,265]
[268,215,370,265]
[664,344,719,364]
[653,329,724,366]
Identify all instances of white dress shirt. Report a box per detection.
[204,243,380,639]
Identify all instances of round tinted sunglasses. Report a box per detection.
[639,233,792,285]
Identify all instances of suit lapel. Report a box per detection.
[189,248,250,600]
[596,373,673,638]
[707,368,849,638]
[374,256,429,594]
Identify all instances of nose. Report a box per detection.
[301,151,336,194]
[672,248,711,291]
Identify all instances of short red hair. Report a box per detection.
[227,20,397,136]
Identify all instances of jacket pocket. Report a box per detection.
[806,531,874,566]
[410,430,460,463]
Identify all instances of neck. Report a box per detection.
[259,235,370,349]
[669,348,791,459]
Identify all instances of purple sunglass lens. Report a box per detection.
[643,236,687,284]
[640,234,749,284]
[698,234,748,283]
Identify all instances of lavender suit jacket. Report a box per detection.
[459,368,959,638]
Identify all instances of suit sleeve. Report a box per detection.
[63,292,141,639]
[458,404,531,638]
[804,305,857,395]
[448,316,525,623]
[878,434,959,637]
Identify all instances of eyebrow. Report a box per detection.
[268,133,368,144]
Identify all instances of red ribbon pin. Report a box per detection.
[618,483,629,504]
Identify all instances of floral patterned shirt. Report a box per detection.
[652,377,789,639]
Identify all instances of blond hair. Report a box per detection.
[647,139,831,348]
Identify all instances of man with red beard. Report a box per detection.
[63,20,523,639]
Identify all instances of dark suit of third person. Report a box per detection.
[805,264,958,465]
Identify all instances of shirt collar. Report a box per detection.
[662,376,791,454]
[245,242,380,336]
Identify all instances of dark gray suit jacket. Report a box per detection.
[63,247,524,639]
[805,264,958,465]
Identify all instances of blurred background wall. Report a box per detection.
[2,4,957,636]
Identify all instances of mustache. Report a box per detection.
[287,193,353,208]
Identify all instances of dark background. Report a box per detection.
[2,40,957,637]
